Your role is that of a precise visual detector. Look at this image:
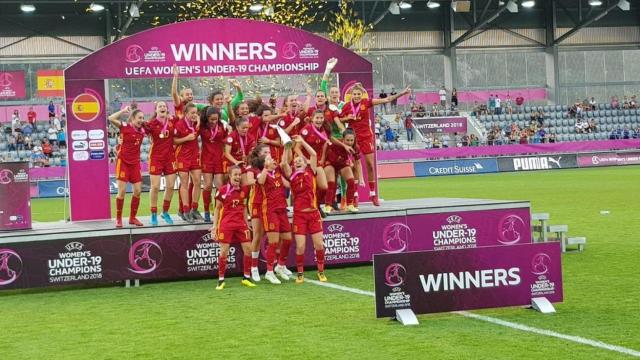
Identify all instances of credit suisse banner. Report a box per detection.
[0,71,26,99]
[373,242,563,317]
[414,158,498,177]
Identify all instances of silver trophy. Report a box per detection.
[271,124,293,148]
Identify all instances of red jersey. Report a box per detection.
[27,111,37,124]
[278,110,306,136]
[200,121,227,158]
[340,98,374,135]
[174,118,199,160]
[249,117,282,163]
[225,131,256,162]
[306,106,339,126]
[260,168,287,210]
[174,102,186,120]
[290,167,317,211]
[117,122,145,165]
[300,123,330,159]
[328,142,360,166]
[215,184,250,230]
[247,166,263,205]
[144,116,176,162]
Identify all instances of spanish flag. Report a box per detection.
[72,93,101,122]
[37,70,64,97]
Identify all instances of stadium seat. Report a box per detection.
[555,105,562,112]
[0,143,6,151]
[543,105,549,112]
[562,105,568,111]
[479,115,486,121]
[605,110,611,117]
[588,134,594,141]
[524,106,530,113]
[624,110,630,116]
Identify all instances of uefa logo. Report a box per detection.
[531,253,551,275]
[125,44,144,63]
[0,249,23,286]
[0,72,13,87]
[497,214,525,245]
[382,222,411,253]
[591,155,600,165]
[0,169,14,185]
[384,263,406,287]
[281,42,298,60]
[128,239,163,274]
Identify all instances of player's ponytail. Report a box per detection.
[248,143,269,170]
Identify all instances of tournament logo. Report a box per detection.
[0,249,22,286]
[0,169,14,185]
[128,239,163,274]
[382,222,412,253]
[531,253,551,275]
[497,214,526,245]
[281,42,298,59]
[0,72,13,87]
[591,155,600,165]
[72,93,101,122]
[384,263,406,287]
[125,44,144,63]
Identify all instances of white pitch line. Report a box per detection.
[307,279,640,358]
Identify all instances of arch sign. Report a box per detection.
[64,18,374,221]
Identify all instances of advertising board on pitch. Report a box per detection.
[373,242,563,317]
[414,158,498,177]
[497,154,578,172]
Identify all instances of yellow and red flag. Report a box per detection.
[72,93,101,122]
[36,69,64,97]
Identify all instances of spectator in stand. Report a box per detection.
[630,95,638,109]
[454,132,462,147]
[588,119,597,133]
[432,136,441,148]
[532,130,541,144]
[379,89,388,113]
[451,88,458,108]
[22,122,33,137]
[23,134,33,150]
[374,116,381,140]
[441,133,451,148]
[488,94,495,115]
[27,107,37,125]
[48,101,56,123]
[505,95,513,115]
[57,130,66,148]
[110,97,122,114]
[519,130,528,144]
[515,94,524,114]
[404,114,414,142]
[109,147,117,163]
[59,101,66,120]
[623,96,630,109]
[15,133,25,151]
[429,103,437,117]
[589,97,597,110]
[31,146,49,167]
[384,125,395,143]
[633,127,640,139]
[393,113,403,135]
[548,133,556,143]
[461,134,469,147]
[390,88,398,111]
[422,134,433,149]
[53,116,61,132]
[611,96,620,110]
[623,126,630,139]
[47,124,58,146]
[42,139,53,158]
[470,134,479,146]
[7,134,16,151]
[575,119,584,133]
[537,127,546,143]
[494,95,502,115]
[439,86,447,108]
[11,110,20,135]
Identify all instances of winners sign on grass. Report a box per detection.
[373,243,563,317]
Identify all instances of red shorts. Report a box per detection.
[217,227,251,244]
[262,208,291,233]
[116,159,142,183]
[176,156,201,172]
[201,158,224,174]
[149,158,176,176]
[293,210,322,236]
[356,133,375,155]
[250,203,262,220]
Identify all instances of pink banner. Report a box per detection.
[397,88,547,106]
[377,139,640,162]
[0,71,26,100]
[577,152,640,167]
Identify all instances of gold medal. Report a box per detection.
[159,133,165,139]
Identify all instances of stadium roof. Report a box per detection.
[0,1,638,38]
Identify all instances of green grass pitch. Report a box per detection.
[3,166,639,359]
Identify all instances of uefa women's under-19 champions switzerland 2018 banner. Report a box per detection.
[64,18,374,221]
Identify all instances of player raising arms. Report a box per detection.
[210,165,256,290]
[250,105,283,163]
[325,129,363,213]
[257,154,293,284]
[199,106,227,223]
[108,106,145,228]
[200,79,243,123]
[299,109,331,215]
[339,83,410,205]
[223,117,256,184]
[245,144,271,282]
[281,135,328,283]
[174,103,203,223]
[144,101,177,226]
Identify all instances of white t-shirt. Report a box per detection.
[439,89,446,101]
[48,127,58,140]
[495,98,501,107]
[53,118,61,131]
